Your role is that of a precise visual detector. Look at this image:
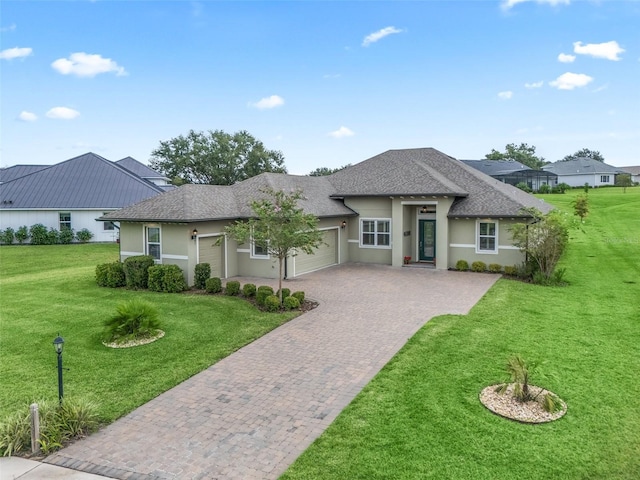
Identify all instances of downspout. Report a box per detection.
[284,254,288,280]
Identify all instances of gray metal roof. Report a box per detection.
[461,159,532,176]
[0,165,49,183]
[0,152,165,209]
[115,157,169,181]
[103,148,551,222]
[542,158,626,175]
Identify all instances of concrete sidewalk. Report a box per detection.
[0,457,109,479]
[43,264,498,479]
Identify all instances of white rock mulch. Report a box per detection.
[102,330,165,349]
[480,383,567,423]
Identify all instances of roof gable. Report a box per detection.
[0,165,50,183]
[115,157,169,181]
[543,158,625,175]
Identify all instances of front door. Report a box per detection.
[419,220,436,262]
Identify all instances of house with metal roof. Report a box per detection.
[542,158,626,187]
[102,148,552,285]
[0,152,168,242]
[461,159,557,191]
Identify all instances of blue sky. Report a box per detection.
[1,0,639,173]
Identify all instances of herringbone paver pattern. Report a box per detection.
[46,264,498,479]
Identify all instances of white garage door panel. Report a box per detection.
[295,230,337,275]
[199,237,223,278]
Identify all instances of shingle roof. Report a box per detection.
[0,165,49,183]
[0,152,164,209]
[618,165,640,175]
[460,159,532,176]
[542,158,626,175]
[102,174,355,222]
[115,157,169,182]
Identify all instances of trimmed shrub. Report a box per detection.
[276,288,291,300]
[256,286,275,306]
[76,228,93,243]
[225,280,241,296]
[471,261,487,273]
[163,265,187,293]
[47,228,60,245]
[283,296,300,310]
[123,255,155,289]
[194,263,211,289]
[205,277,222,294]
[242,283,257,297]
[538,184,551,194]
[95,262,126,288]
[516,182,532,193]
[455,260,469,271]
[291,291,305,304]
[148,265,165,292]
[0,227,15,245]
[488,263,503,273]
[59,228,74,244]
[264,294,281,312]
[504,265,517,276]
[15,226,28,244]
[103,298,161,344]
[29,223,49,245]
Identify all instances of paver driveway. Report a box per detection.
[46,263,499,479]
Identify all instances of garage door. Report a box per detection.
[294,229,337,276]
[198,236,224,278]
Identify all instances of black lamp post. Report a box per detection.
[53,334,64,404]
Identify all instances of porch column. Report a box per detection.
[391,199,404,267]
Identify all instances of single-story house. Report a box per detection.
[618,166,640,184]
[102,148,552,286]
[542,158,626,188]
[461,159,557,191]
[0,152,170,242]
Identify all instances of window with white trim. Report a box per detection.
[103,213,115,231]
[601,175,610,183]
[59,212,71,231]
[360,219,391,248]
[477,220,498,253]
[251,238,269,259]
[146,226,161,261]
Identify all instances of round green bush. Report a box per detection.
[283,296,300,310]
[455,260,469,271]
[96,262,125,288]
[276,288,291,300]
[76,228,94,243]
[225,280,241,296]
[242,283,257,297]
[256,286,275,306]
[194,263,211,289]
[504,265,518,276]
[205,277,222,294]
[264,294,281,312]
[471,261,487,273]
[291,291,305,304]
[488,263,503,274]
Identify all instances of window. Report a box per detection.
[146,226,161,261]
[477,221,497,253]
[103,213,115,231]
[601,175,610,183]
[361,219,391,248]
[251,238,269,259]
[59,212,71,231]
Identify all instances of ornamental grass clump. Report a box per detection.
[103,299,162,345]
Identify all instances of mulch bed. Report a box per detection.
[479,383,567,424]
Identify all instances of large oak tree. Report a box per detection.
[485,143,547,170]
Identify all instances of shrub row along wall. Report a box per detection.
[0,224,94,245]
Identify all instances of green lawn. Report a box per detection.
[0,243,297,423]
[282,187,640,479]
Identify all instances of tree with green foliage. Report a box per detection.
[225,188,324,304]
[615,173,632,193]
[573,194,589,221]
[308,164,351,176]
[510,208,570,283]
[485,143,546,169]
[150,129,287,185]
[561,148,605,162]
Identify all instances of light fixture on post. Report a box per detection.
[53,334,64,405]
[191,228,198,240]
[341,220,347,229]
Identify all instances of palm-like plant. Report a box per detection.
[103,299,161,344]
[497,354,538,402]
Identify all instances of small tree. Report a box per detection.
[615,173,632,193]
[510,208,570,282]
[573,194,589,222]
[225,188,324,304]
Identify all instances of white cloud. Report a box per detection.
[18,111,37,122]
[524,81,544,89]
[51,52,127,77]
[502,0,570,9]
[46,107,80,120]
[323,73,341,79]
[0,47,32,60]
[573,41,625,61]
[498,91,513,100]
[1,24,17,32]
[362,26,403,47]
[328,126,355,138]
[558,53,576,63]
[549,72,593,90]
[249,95,285,109]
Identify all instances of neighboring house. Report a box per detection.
[461,160,557,191]
[618,166,640,184]
[0,152,168,242]
[115,157,173,189]
[102,148,552,286]
[542,158,626,187]
[0,165,50,183]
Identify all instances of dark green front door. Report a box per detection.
[419,220,436,261]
